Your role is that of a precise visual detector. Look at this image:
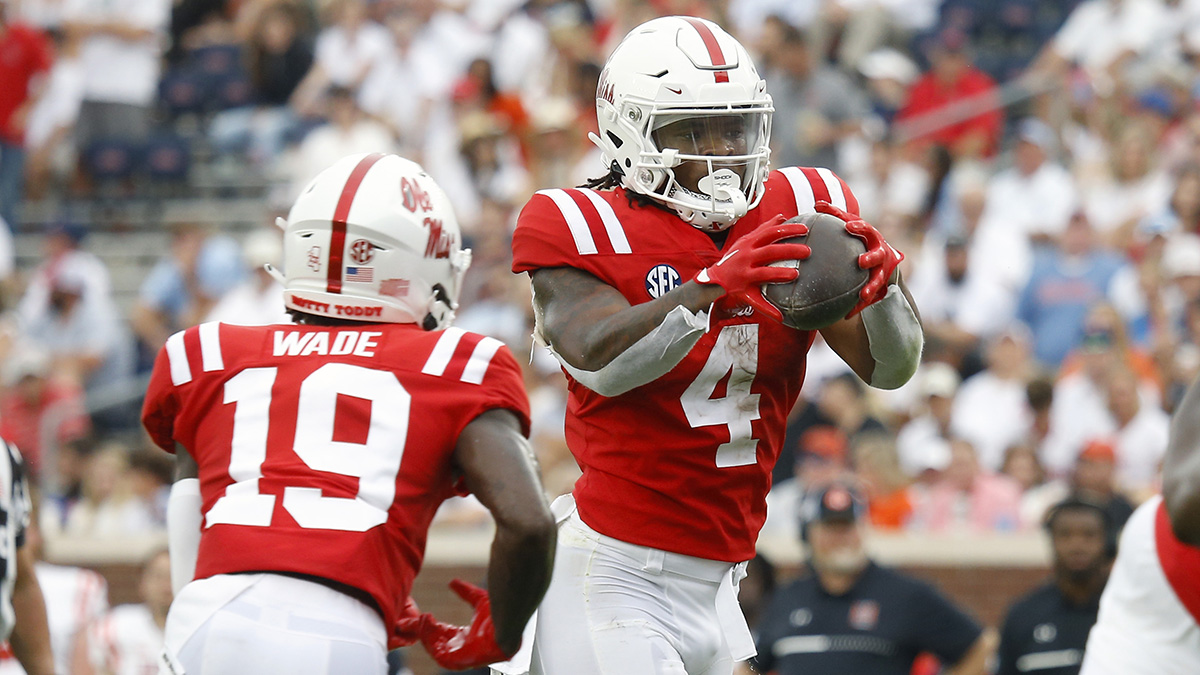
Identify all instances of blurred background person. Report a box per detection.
[754,483,992,675]
[996,498,1115,675]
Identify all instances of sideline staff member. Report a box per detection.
[753,483,991,674]
[996,498,1113,675]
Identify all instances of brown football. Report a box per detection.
[762,212,868,331]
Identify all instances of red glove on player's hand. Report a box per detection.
[814,201,904,318]
[388,597,423,650]
[393,579,514,670]
[694,214,812,323]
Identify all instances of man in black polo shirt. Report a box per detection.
[753,482,990,674]
[996,497,1114,675]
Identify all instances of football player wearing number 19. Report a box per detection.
[141,153,555,674]
[503,15,922,675]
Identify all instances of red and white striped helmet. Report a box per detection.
[591,16,773,231]
[271,153,471,329]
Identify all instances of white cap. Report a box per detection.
[1165,233,1200,278]
[920,362,961,399]
[858,48,919,85]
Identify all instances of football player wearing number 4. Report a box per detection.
[141,153,555,674]
[502,15,922,675]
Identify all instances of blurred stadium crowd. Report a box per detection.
[2,0,1200,669]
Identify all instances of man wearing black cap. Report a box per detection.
[996,497,1113,675]
[753,483,991,674]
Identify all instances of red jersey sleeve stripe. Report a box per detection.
[165,331,192,385]
[422,327,466,376]
[778,167,816,216]
[198,322,224,373]
[536,189,598,255]
[813,168,848,211]
[577,189,632,254]
[461,337,503,385]
[799,167,832,204]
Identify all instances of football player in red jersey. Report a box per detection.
[503,15,922,675]
[142,153,555,674]
[1079,372,1200,674]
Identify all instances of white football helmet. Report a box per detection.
[270,153,471,329]
[590,16,773,231]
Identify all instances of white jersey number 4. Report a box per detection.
[206,363,409,532]
[681,324,761,468]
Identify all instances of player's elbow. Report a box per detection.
[868,331,922,390]
[496,504,557,553]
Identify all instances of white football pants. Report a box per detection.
[160,573,388,675]
[523,496,754,675]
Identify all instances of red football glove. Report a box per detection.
[814,201,904,318]
[693,214,812,323]
[388,597,423,650]
[393,579,513,670]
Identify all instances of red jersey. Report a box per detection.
[0,23,53,145]
[141,321,530,630]
[511,167,860,561]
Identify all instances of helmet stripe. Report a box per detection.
[327,153,386,293]
[682,17,730,83]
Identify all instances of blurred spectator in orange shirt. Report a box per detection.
[853,432,913,530]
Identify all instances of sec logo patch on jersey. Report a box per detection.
[645,264,682,299]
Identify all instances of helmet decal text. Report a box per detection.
[423,217,452,259]
[401,177,434,213]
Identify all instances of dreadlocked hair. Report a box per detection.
[578,167,667,211]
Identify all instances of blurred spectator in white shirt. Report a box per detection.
[284,85,396,204]
[951,327,1037,472]
[0,512,108,675]
[981,119,1078,246]
[204,227,289,326]
[62,0,169,148]
[1102,365,1169,497]
[896,362,960,477]
[17,221,109,328]
[290,0,389,115]
[56,442,158,538]
[82,550,171,675]
[1079,122,1172,249]
[1043,304,1163,475]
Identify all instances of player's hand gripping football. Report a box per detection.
[693,214,813,322]
[814,201,904,318]
[393,579,514,670]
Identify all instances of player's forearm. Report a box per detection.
[486,518,556,652]
[1163,374,1200,544]
[10,550,54,675]
[534,267,720,370]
